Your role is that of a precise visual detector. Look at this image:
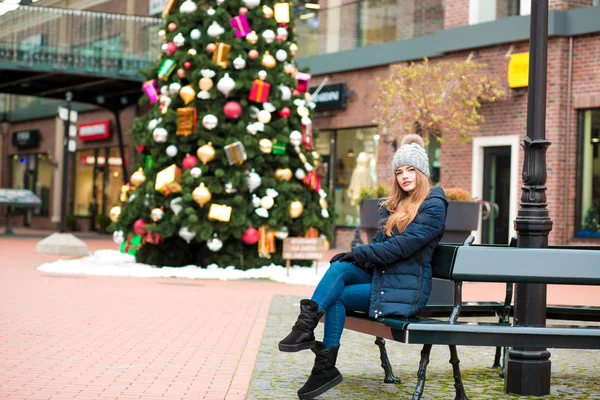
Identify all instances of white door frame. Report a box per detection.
[471,135,521,244]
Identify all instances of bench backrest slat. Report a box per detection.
[430,244,459,280]
[452,246,600,285]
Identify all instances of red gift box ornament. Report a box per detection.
[248,79,271,103]
[303,169,321,192]
[295,72,311,93]
[230,14,251,38]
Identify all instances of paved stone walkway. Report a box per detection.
[248,295,600,400]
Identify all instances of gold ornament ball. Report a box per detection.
[109,206,121,222]
[246,31,258,44]
[259,138,273,153]
[275,168,292,181]
[263,5,273,18]
[150,208,165,222]
[158,29,167,41]
[257,110,272,124]
[179,85,196,105]
[199,77,213,91]
[260,196,274,210]
[261,52,276,68]
[192,183,212,207]
[289,43,298,56]
[130,168,146,187]
[188,48,197,56]
[196,142,216,164]
[297,106,309,118]
[289,201,304,219]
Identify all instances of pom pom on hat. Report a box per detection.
[391,134,430,177]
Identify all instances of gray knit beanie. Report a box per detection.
[391,134,430,177]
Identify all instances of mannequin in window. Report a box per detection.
[347,151,373,207]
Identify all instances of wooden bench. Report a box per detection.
[332,240,600,399]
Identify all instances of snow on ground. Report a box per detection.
[36,249,327,286]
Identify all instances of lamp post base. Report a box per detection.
[505,349,551,396]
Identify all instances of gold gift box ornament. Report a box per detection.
[155,164,182,195]
[274,3,290,23]
[208,203,232,222]
[212,43,231,68]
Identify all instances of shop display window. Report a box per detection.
[313,127,379,227]
[576,109,600,238]
[74,147,125,218]
[9,153,51,218]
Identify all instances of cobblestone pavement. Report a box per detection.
[248,296,600,400]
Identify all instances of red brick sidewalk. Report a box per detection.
[0,234,598,399]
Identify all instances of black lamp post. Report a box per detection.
[505,0,553,395]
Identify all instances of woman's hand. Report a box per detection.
[329,252,355,263]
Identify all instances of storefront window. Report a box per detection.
[332,127,379,227]
[74,147,125,217]
[576,109,600,238]
[9,153,51,218]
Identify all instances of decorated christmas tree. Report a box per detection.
[110,0,333,268]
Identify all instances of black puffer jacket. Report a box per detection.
[352,187,448,319]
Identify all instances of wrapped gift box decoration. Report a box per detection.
[272,140,286,155]
[155,164,182,195]
[303,170,321,192]
[230,15,251,38]
[143,80,160,103]
[208,203,232,222]
[158,59,176,80]
[212,43,231,68]
[295,72,311,93]
[274,2,290,23]
[120,233,142,256]
[224,141,247,165]
[302,121,313,150]
[248,79,270,103]
[258,226,276,258]
[176,107,197,136]
[162,0,177,18]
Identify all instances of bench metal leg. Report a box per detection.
[491,315,503,369]
[412,344,432,400]
[374,337,401,384]
[499,347,507,378]
[449,345,469,400]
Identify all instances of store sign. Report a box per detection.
[508,52,529,88]
[81,155,128,166]
[309,84,347,111]
[11,129,40,149]
[149,0,168,15]
[79,120,111,141]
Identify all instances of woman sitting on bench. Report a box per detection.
[278,134,448,399]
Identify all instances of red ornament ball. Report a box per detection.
[292,89,300,97]
[206,43,216,53]
[241,227,259,245]
[164,42,177,55]
[184,61,192,69]
[177,68,186,78]
[133,219,148,236]
[136,144,145,153]
[182,154,198,170]
[239,6,248,14]
[168,22,177,32]
[248,49,259,60]
[279,107,291,118]
[276,34,285,42]
[223,101,243,119]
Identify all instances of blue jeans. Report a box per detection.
[310,261,372,348]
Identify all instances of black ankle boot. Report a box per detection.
[297,342,343,399]
[279,299,321,352]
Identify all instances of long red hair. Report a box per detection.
[382,170,430,236]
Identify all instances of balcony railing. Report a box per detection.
[0,5,162,77]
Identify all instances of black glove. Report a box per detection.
[338,253,355,263]
[330,252,348,263]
